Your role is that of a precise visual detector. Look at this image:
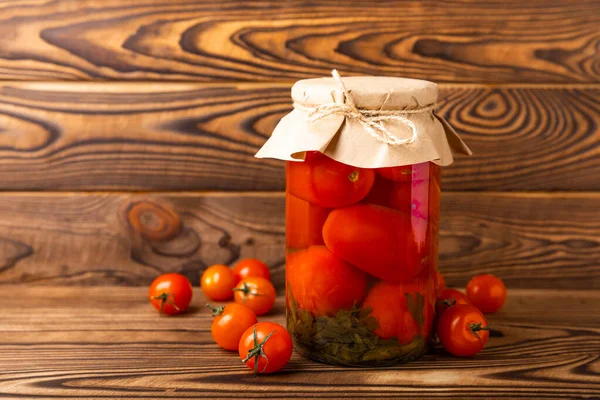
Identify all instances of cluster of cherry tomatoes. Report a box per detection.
[435,272,507,356]
[147,265,507,371]
[147,259,293,374]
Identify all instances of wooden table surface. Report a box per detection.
[0,286,598,399]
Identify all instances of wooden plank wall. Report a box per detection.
[0,0,598,289]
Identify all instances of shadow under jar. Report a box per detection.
[285,152,440,366]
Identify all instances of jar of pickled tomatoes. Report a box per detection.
[256,71,471,366]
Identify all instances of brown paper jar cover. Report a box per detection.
[255,72,471,168]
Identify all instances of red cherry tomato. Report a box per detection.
[323,204,426,283]
[437,272,446,291]
[201,264,236,301]
[287,246,367,316]
[362,281,420,344]
[376,162,431,183]
[436,288,471,317]
[466,274,507,313]
[232,258,271,285]
[437,304,490,357]
[207,303,257,351]
[287,152,375,208]
[233,277,276,316]
[148,273,193,315]
[286,193,329,249]
[239,322,293,374]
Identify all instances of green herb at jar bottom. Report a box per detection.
[287,285,427,366]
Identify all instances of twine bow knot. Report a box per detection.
[296,70,436,146]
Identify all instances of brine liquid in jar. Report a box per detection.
[285,151,441,366]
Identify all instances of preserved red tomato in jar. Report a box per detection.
[255,71,471,366]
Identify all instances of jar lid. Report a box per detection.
[256,70,471,168]
[292,76,438,111]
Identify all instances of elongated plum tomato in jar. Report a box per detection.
[233,277,276,316]
[148,273,193,315]
[362,281,420,344]
[285,194,329,249]
[437,304,490,357]
[287,246,367,316]
[436,288,470,317]
[201,264,236,301]
[466,274,507,313]
[207,303,257,351]
[232,258,271,285]
[323,204,426,283]
[287,151,375,208]
[239,322,293,374]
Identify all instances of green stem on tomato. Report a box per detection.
[232,282,263,300]
[469,322,490,341]
[437,298,456,309]
[241,325,275,374]
[206,303,225,316]
[152,292,180,315]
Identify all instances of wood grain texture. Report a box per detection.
[0,83,598,191]
[0,286,598,399]
[0,0,598,82]
[0,192,597,290]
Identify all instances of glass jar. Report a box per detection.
[285,152,440,366]
[255,70,470,366]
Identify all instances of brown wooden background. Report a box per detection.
[0,0,598,290]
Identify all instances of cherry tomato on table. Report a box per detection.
[323,204,426,283]
[437,304,490,357]
[207,303,257,351]
[201,264,236,301]
[233,277,276,315]
[232,258,271,285]
[436,288,471,317]
[239,322,293,374]
[148,273,193,315]
[287,246,366,317]
[287,152,375,208]
[466,274,507,313]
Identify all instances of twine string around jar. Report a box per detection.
[294,70,436,146]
